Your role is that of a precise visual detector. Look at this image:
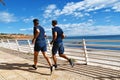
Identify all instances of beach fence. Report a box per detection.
[0,38,120,70]
[84,39,120,70]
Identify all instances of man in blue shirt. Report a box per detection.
[50,20,74,68]
[32,19,52,74]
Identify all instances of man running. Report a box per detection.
[32,19,52,73]
[50,20,74,69]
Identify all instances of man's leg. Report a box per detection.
[42,51,53,74]
[52,54,57,65]
[52,44,58,68]
[32,51,39,69]
[58,43,69,60]
[59,54,74,67]
[59,43,74,67]
[42,51,52,66]
[59,54,69,60]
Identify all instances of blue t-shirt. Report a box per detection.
[34,25,46,45]
[52,26,63,43]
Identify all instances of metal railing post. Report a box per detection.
[1,39,4,48]
[47,39,52,57]
[47,39,51,50]
[82,39,88,65]
[0,39,1,47]
[27,39,33,53]
[0,39,2,47]
[7,39,11,49]
[15,39,20,52]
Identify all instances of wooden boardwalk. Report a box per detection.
[0,48,120,80]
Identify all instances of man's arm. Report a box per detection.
[53,32,57,41]
[62,33,65,39]
[32,29,40,44]
[50,32,57,44]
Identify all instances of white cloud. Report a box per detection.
[85,26,120,35]
[23,16,35,23]
[65,25,120,36]
[20,28,32,31]
[84,0,118,11]
[112,2,120,12]
[43,4,57,18]
[43,0,120,19]
[57,20,94,36]
[46,20,119,36]
[0,11,17,23]
[105,16,112,22]
[104,9,111,12]
[19,20,120,36]
[63,19,67,22]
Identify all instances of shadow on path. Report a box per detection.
[0,63,51,76]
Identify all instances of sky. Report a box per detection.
[0,0,120,36]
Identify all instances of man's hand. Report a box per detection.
[32,38,36,44]
[50,40,53,45]
[62,34,65,39]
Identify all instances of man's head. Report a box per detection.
[52,20,57,27]
[33,19,39,26]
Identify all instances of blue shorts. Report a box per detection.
[52,42,64,55]
[34,42,47,52]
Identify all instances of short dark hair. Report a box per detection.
[33,19,39,23]
[52,20,57,24]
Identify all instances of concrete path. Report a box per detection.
[0,48,120,80]
[0,50,92,80]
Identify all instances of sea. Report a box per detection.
[64,35,120,50]
[65,35,120,40]
[18,35,120,51]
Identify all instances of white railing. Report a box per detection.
[86,39,120,70]
[0,38,120,70]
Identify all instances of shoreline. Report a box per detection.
[0,34,32,39]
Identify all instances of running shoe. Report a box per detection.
[50,66,53,74]
[53,64,57,69]
[69,59,74,67]
[32,65,37,70]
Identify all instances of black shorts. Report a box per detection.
[34,43,47,52]
[52,42,64,55]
